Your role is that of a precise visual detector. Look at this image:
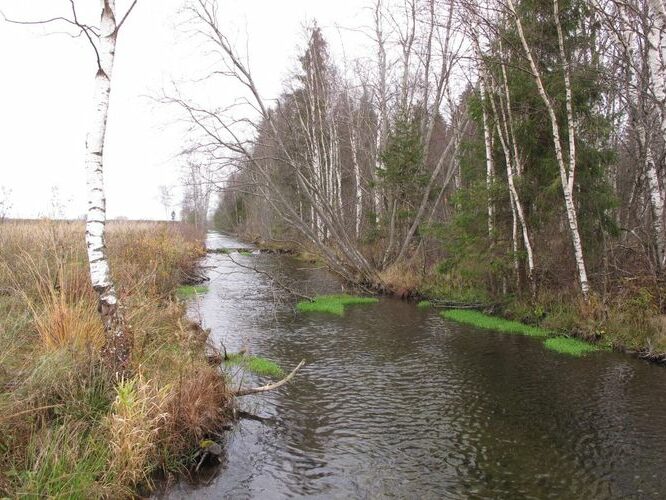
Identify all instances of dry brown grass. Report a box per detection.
[378,262,424,294]
[0,220,230,498]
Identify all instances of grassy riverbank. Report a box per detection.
[441,309,603,357]
[0,220,230,498]
[216,229,665,360]
[422,273,665,360]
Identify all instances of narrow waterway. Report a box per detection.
[168,231,666,499]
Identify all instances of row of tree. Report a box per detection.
[187,0,665,303]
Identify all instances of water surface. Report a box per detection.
[167,231,666,499]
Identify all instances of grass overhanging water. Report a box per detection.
[176,285,209,299]
[441,309,601,357]
[225,353,283,378]
[441,309,550,337]
[297,294,379,316]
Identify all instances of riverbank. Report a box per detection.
[228,230,666,363]
[418,274,666,363]
[0,220,231,498]
[167,230,666,498]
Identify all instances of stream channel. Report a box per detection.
[166,231,666,499]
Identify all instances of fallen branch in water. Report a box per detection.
[233,359,306,397]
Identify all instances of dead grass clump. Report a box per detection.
[378,262,423,294]
[32,294,104,352]
[105,375,170,490]
[166,367,231,449]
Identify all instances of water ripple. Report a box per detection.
[164,232,666,500]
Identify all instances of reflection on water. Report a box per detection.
[167,232,666,499]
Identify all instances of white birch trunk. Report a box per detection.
[646,7,666,268]
[85,0,131,369]
[507,0,590,298]
[480,83,495,238]
[643,127,666,268]
[350,125,363,239]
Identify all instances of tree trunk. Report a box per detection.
[646,5,666,269]
[85,0,131,371]
[480,83,495,238]
[507,0,590,298]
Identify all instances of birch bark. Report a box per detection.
[85,0,131,370]
[646,2,666,268]
[480,83,495,238]
[506,0,590,297]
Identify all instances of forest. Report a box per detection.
[202,0,666,357]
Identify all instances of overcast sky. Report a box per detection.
[0,0,371,219]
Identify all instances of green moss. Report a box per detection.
[225,354,284,378]
[417,300,432,309]
[176,285,209,299]
[441,309,550,337]
[296,294,379,316]
[543,337,601,357]
[238,251,252,256]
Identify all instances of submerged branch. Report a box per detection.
[233,359,306,396]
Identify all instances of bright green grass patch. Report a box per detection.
[225,354,284,378]
[296,294,379,316]
[176,285,209,299]
[417,300,432,309]
[543,337,600,357]
[441,309,550,337]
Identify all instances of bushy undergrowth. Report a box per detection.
[0,220,229,498]
[297,294,379,316]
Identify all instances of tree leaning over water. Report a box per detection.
[182,0,666,312]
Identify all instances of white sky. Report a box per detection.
[0,0,371,219]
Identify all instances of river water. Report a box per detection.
[167,231,666,499]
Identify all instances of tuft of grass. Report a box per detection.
[225,354,284,378]
[296,294,379,316]
[441,309,550,337]
[417,300,432,309]
[238,251,252,256]
[176,285,209,299]
[13,422,110,499]
[105,375,170,490]
[543,337,601,357]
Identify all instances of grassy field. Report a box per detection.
[0,220,230,498]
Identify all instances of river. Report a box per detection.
[166,231,666,499]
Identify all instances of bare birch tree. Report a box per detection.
[4,0,139,369]
[504,0,591,297]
